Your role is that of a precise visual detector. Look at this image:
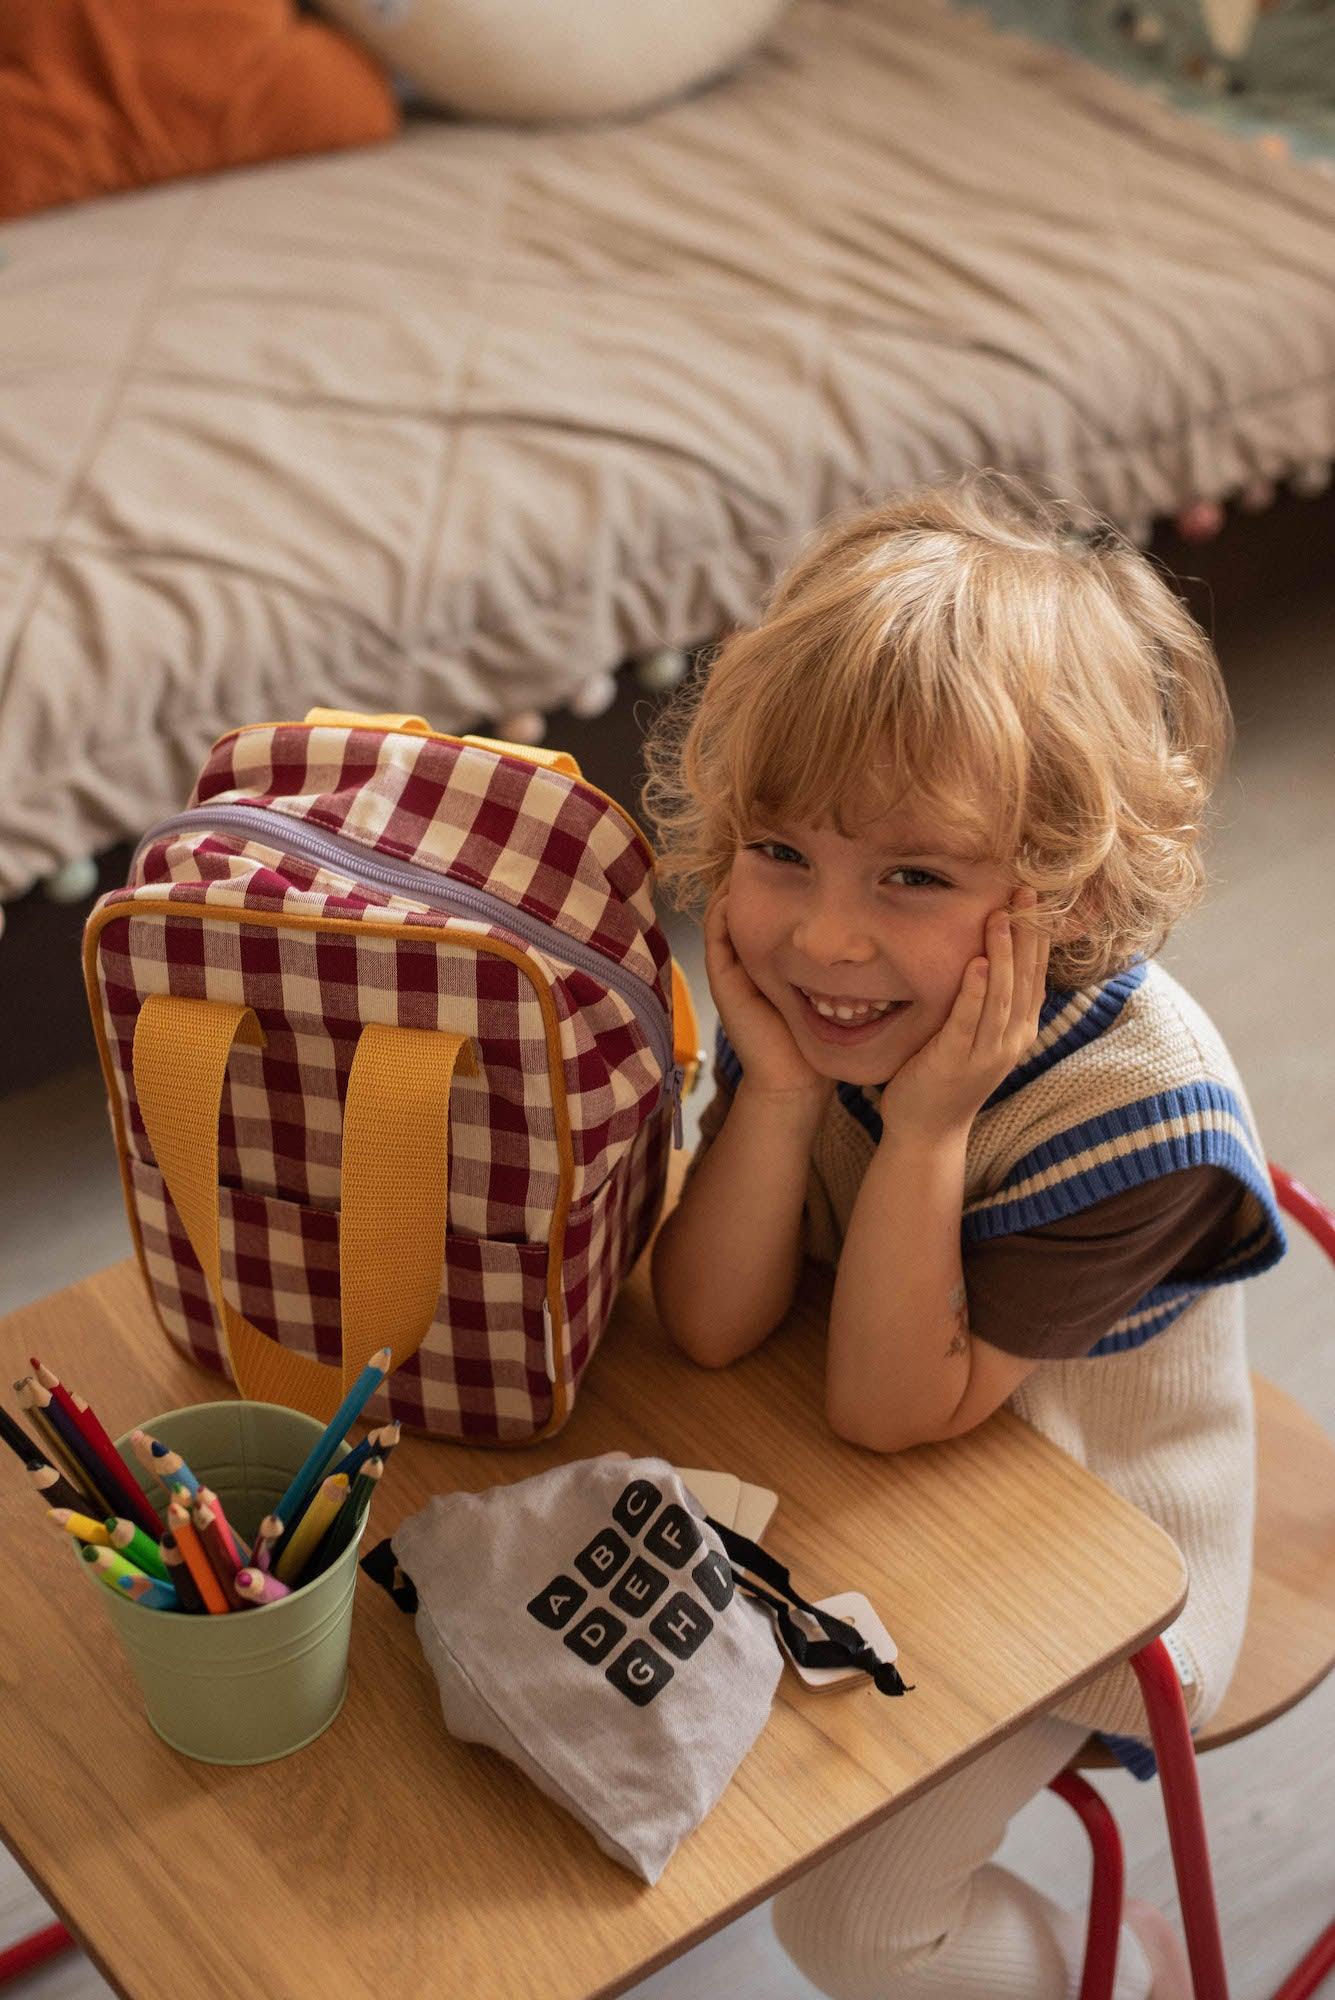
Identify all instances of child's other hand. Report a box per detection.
[704,891,834,1113]
[878,890,1049,1144]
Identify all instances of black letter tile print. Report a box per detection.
[609,1554,670,1617]
[612,1478,663,1537]
[606,1638,675,1707]
[563,1608,627,1666]
[573,1526,630,1588]
[692,1548,734,1612]
[642,1503,702,1570]
[650,1592,714,1661]
[526,1574,588,1631]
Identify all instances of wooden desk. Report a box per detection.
[0,1252,1186,2000]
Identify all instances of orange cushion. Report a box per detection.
[0,0,400,223]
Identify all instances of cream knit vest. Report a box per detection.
[719,958,1287,1763]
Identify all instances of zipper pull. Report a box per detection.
[670,1063,685,1148]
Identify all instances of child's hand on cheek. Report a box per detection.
[704,891,834,1112]
[878,890,1049,1145]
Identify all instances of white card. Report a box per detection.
[675,1468,741,1528]
[785,1591,898,1692]
[732,1481,778,1542]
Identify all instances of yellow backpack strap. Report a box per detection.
[304,707,433,735]
[133,996,475,1422]
[301,709,584,781]
[460,734,583,781]
[671,958,703,1095]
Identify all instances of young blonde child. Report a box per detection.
[643,473,1287,2000]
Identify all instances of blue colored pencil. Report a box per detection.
[270,1348,392,1557]
[149,1441,200,1499]
[332,1421,398,1484]
[114,1571,179,1612]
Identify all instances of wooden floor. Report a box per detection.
[1,503,1332,1996]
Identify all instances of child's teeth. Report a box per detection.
[806,991,894,1023]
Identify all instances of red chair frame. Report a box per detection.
[1051,1163,1335,2000]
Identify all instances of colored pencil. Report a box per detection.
[191,1498,246,1609]
[114,1573,178,1612]
[300,1457,384,1586]
[30,1359,162,1536]
[333,1422,397,1484]
[0,1403,47,1468]
[160,1532,207,1614]
[149,1442,200,1500]
[234,1567,291,1605]
[270,1347,392,1560]
[108,1519,171,1583]
[14,1383,113,1513]
[47,1508,113,1548]
[79,1545,125,1598]
[25,1461,99,1513]
[81,1545,152,1591]
[275,1474,348,1585]
[166,1499,229,1615]
[16,1379,122,1519]
[193,1485,250,1566]
[251,1515,283,1575]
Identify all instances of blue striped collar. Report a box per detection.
[832,960,1151,1144]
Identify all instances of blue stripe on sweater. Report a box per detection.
[1099,1731,1160,1781]
[982,959,1149,1109]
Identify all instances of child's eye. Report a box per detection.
[745,840,806,867]
[886,867,947,889]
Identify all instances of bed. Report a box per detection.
[2,0,1334,901]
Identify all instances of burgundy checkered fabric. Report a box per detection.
[88,722,688,1442]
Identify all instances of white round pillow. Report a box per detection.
[316,0,791,123]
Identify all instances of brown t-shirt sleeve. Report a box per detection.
[963,1165,1244,1360]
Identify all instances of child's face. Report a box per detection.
[724,793,1025,1088]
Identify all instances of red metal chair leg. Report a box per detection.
[1130,1639,1230,2000]
[1269,1918,1335,2000]
[1048,1770,1126,2000]
[0,1922,78,1987]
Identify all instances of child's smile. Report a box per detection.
[725,797,1020,1086]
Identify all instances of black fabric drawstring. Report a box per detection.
[361,1534,418,1611]
[707,1518,910,1697]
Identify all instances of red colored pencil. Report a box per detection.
[28,1360,162,1537]
[193,1485,250,1567]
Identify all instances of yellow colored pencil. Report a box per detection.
[47,1508,113,1548]
[275,1475,348,1585]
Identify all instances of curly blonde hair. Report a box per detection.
[642,471,1232,990]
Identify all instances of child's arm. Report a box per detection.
[652,1078,825,1366]
[653,891,833,1367]
[826,891,1048,1453]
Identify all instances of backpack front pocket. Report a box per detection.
[129,1160,558,1443]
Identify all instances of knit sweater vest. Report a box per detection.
[716,957,1286,1771]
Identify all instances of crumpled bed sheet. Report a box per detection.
[2,0,1333,896]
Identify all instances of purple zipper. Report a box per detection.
[135,803,686,1143]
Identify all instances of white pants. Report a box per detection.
[771,1712,1155,2000]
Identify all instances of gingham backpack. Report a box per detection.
[83,709,700,1443]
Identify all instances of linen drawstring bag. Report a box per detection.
[362,1452,905,1882]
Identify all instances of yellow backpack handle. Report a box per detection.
[303,708,583,781]
[133,995,475,1422]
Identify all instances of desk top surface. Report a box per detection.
[0,1248,1186,2000]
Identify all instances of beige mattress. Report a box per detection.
[2,0,1334,899]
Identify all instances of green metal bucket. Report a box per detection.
[102,1400,364,1765]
